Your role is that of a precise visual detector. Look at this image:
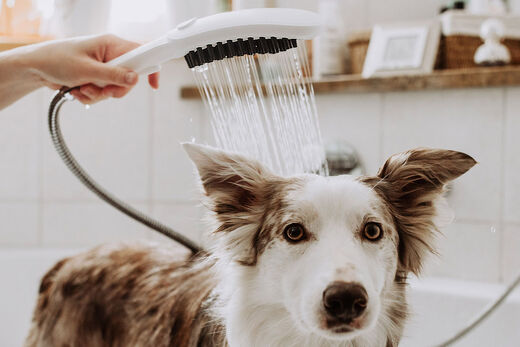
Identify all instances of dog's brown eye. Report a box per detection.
[283,223,306,243]
[363,222,383,241]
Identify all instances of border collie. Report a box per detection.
[25,144,475,347]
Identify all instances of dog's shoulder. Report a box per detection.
[26,241,223,347]
[37,241,192,301]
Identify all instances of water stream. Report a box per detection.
[191,40,328,177]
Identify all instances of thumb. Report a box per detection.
[88,62,138,86]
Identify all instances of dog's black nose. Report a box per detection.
[323,282,368,322]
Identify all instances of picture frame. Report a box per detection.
[362,21,441,78]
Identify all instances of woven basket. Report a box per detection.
[440,35,520,69]
[347,30,520,73]
[347,30,371,74]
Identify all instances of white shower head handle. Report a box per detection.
[105,8,321,78]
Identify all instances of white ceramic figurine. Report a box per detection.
[474,18,511,66]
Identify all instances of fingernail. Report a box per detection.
[125,72,137,84]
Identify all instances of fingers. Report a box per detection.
[86,62,138,87]
[101,85,133,99]
[71,84,108,105]
[95,35,160,90]
[64,35,160,105]
[70,89,94,105]
[71,83,135,104]
[148,72,160,89]
[80,84,105,101]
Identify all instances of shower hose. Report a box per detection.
[48,87,519,346]
[49,87,202,254]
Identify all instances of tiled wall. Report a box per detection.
[1,59,518,284]
[0,60,205,250]
[2,1,520,344]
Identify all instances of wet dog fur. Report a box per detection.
[25,144,476,347]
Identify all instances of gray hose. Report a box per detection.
[434,271,520,346]
[48,87,202,254]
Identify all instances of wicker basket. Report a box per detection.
[347,30,371,74]
[347,30,520,73]
[440,35,520,69]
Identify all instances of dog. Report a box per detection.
[25,144,476,347]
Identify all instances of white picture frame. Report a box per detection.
[362,21,441,78]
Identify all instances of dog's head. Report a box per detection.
[184,144,476,343]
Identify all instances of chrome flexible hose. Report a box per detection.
[48,87,202,254]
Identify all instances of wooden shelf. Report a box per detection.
[180,66,520,99]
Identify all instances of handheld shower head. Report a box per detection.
[106,8,321,75]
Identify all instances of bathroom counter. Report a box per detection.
[180,65,520,98]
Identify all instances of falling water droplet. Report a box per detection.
[85,104,91,110]
[191,137,196,143]
[490,226,497,233]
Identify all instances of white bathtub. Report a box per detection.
[401,277,520,347]
[1,250,519,346]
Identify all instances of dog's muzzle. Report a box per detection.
[322,281,368,327]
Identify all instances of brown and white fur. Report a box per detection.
[25,144,476,347]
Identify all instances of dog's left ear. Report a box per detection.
[364,148,477,275]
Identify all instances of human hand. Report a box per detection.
[26,34,160,104]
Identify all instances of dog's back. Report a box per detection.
[25,242,224,347]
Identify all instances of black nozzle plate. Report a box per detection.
[184,37,298,68]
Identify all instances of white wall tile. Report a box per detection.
[148,202,205,245]
[504,88,520,223]
[423,221,501,282]
[152,59,204,202]
[381,88,503,223]
[42,81,151,202]
[503,224,520,282]
[317,93,383,175]
[0,203,39,246]
[0,90,44,200]
[42,202,150,247]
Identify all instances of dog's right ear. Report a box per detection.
[183,143,276,264]
[183,143,272,214]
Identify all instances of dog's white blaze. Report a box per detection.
[215,174,396,346]
[290,176,390,336]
